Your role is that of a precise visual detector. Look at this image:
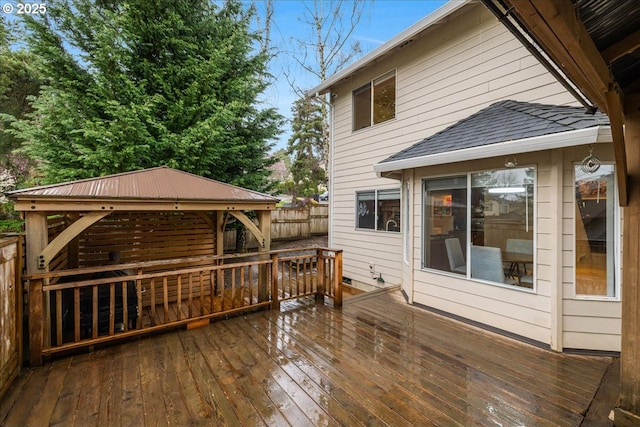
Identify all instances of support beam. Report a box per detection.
[602,29,640,64]
[508,0,612,113]
[229,211,265,248]
[257,210,272,303]
[615,95,640,426]
[38,212,110,269]
[24,213,47,365]
[605,89,629,207]
[216,212,225,257]
[25,213,48,276]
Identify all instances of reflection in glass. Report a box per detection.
[422,168,535,288]
[356,191,375,229]
[423,176,467,272]
[575,164,616,297]
[356,189,401,232]
[377,189,400,232]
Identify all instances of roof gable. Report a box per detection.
[380,100,610,164]
[9,166,278,203]
[306,0,471,97]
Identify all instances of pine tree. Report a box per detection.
[10,0,283,192]
[287,96,325,200]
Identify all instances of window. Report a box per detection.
[356,189,401,232]
[353,71,396,131]
[423,167,535,289]
[575,164,617,298]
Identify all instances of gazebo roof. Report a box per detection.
[9,166,279,212]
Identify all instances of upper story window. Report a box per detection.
[353,71,396,131]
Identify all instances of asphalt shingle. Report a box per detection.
[380,100,610,164]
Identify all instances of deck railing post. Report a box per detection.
[28,278,44,366]
[316,249,325,303]
[271,253,279,310]
[333,251,343,308]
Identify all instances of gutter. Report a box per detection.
[373,126,612,177]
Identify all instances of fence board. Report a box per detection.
[0,237,20,401]
[224,206,328,251]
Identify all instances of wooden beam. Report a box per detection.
[605,89,629,207]
[602,28,640,64]
[616,93,640,425]
[228,211,265,248]
[257,210,272,303]
[216,212,225,257]
[508,0,612,112]
[24,212,47,365]
[38,212,110,270]
[258,210,271,252]
[12,199,276,212]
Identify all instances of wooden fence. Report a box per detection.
[224,205,328,250]
[0,236,22,401]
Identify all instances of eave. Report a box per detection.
[374,126,611,178]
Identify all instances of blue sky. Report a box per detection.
[259,1,448,152]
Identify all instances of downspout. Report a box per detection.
[329,94,335,248]
[480,0,598,114]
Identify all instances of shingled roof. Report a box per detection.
[380,100,610,165]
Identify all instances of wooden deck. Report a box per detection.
[0,290,616,426]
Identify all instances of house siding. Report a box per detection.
[328,2,621,352]
[404,145,622,351]
[410,153,552,345]
[329,3,574,289]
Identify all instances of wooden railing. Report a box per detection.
[25,247,342,366]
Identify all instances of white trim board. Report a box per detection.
[373,126,612,177]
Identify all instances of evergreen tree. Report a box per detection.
[287,96,325,200]
[9,0,282,192]
[0,16,40,191]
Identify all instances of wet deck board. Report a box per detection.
[1,291,615,426]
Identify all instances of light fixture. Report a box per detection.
[488,187,525,193]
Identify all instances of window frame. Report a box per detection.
[352,70,397,131]
[355,188,401,233]
[573,162,620,301]
[420,166,537,293]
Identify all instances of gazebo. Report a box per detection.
[9,167,342,366]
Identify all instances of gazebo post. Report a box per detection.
[258,210,271,303]
[216,211,225,258]
[216,211,225,296]
[24,212,48,366]
[66,213,80,269]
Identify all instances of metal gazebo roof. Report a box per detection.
[9,166,279,212]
